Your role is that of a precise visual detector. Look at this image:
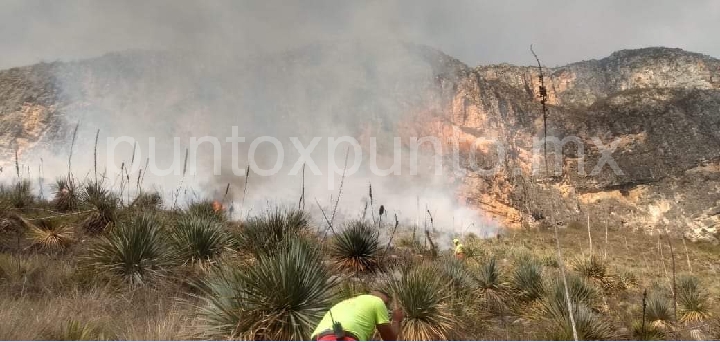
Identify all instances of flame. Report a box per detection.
[212,200,224,213]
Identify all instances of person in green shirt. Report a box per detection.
[311,290,404,341]
[453,238,465,259]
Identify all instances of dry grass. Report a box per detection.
[1,179,719,340]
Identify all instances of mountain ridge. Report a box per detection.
[1,43,718,242]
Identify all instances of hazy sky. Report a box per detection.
[1,0,719,69]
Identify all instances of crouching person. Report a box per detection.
[310,290,404,341]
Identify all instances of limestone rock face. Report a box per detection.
[1,44,718,242]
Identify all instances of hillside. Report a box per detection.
[1,42,720,340]
[1,44,718,244]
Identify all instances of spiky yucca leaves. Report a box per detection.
[538,273,609,340]
[330,220,381,274]
[0,253,41,284]
[25,218,74,251]
[194,238,337,340]
[573,254,607,280]
[513,257,545,302]
[0,180,35,209]
[171,215,232,266]
[438,256,477,292]
[645,293,673,325]
[473,257,510,314]
[80,181,118,234]
[545,272,600,312]
[543,302,615,340]
[677,275,711,323]
[0,210,22,236]
[131,192,163,210]
[84,213,175,287]
[187,200,225,221]
[335,278,372,302]
[476,257,501,290]
[46,319,113,341]
[388,263,459,341]
[237,207,311,258]
[631,320,666,340]
[52,178,79,212]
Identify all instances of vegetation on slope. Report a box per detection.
[0,174,719,341]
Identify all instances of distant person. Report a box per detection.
[453,238,465,259]
[311,290,404,341]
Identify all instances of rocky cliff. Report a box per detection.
[1,44,718,242]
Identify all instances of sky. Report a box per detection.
[1,0,719,70]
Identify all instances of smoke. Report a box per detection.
[1,0,516,244]
[2,0,719,71]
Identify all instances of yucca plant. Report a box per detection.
[80,181,118,234]
[330,220,381,274]
[187,199,225,221]
[631,319,666,340]
[83,213,175,287]
[573,254,607,280]
[0,180,34,209]
[131,191,163,210]
[25,218,74,251]
[389,263,459,340]
[645,293,673,325]
[473,257,510,314]
[194,237,337,340]
[171,215,232,267]
[47,319,113,341]
[437,256,478,292]
[335,278,372,302]
[513,257,545,302]
[52,177,79,212]
[543,301,615,340]
[544,272,600,315]
[677,275,711,323]
[0,253,41,284]
[540,253,559,268]
[0,210,22,236]
[237,207,311,258]
[536,272,606,340]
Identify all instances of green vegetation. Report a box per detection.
[0,176,719,340]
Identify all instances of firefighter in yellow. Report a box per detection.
[453,238,465,259]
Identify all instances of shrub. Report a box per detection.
[130,191,163,210]
[330,220,381,274]
[83,213,175,286]
[186,200,225,221]
[389,263,459,340]
[170,215,231,266]
[52,178,79,212]
[513,257,544,301]
[25,219,74,251]
[46,319,113,341]
[545,272,600,313]
[437,256,477,292]
[538,271,610,339]
[631,319,666,340]
[0,180,34,209]
[236,207,311,258]
[677,275,711,323]
[573,254,607,280]
[80,181,118,234]
[474,257,510,314]
[543,301,614,340]
[645,293,672,324]
[194,238,336,340]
